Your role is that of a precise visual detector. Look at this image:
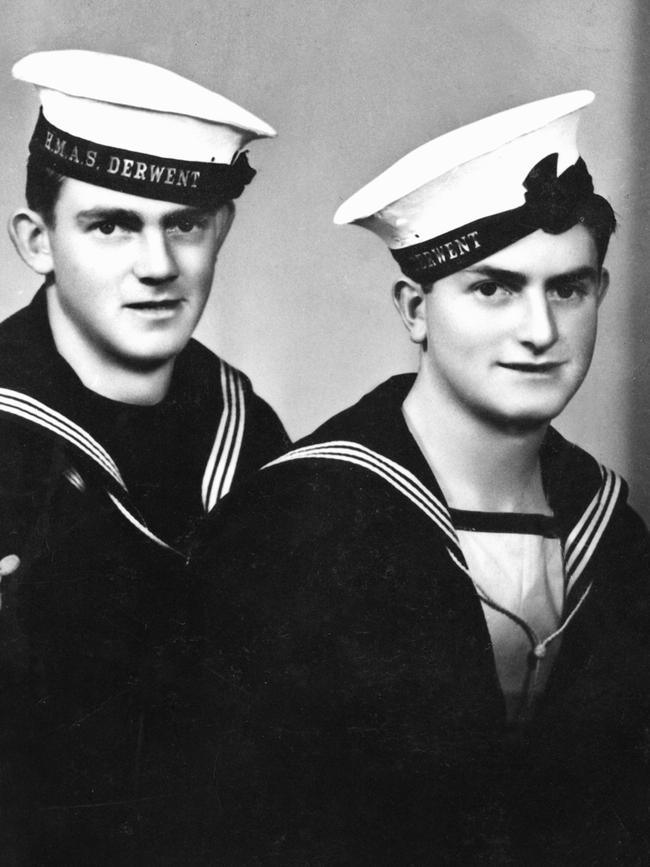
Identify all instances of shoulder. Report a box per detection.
[0,299,35,339]
[546,428,650,588]
[0,414,59,478]
[181,339,275,414]
[208,373,425,535]
[198,427,443,585]
[181,339,252,390]
[183,337,289,447]
[0,299,43,370]
[206,453,377,547]
[544,427,636,526]
[544,426,609,488]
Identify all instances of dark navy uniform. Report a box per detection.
[0,288,289,864]
[192,375,650,865]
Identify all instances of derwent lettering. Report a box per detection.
[43,131,200,188]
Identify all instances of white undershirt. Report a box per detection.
[452,511,564,723]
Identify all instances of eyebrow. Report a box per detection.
[465,266,527,288]
[75,205,213,229]
[546,266,600,289]
[161,206,213,228]
[465,264,600,288]
[76,208,143,228]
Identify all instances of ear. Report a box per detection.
[213,201,236,255]
[392,279,428,344]
[8,209,55,276]
[596,267,609,307]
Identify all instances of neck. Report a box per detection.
[46,289,173,406]
[403,365,550,513]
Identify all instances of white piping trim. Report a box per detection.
[201,363,246,512]
[0,390,119,482]
[565,467,622,593]
[218,370,246,503]
[266,440,624,656]
[0,388,125,487]
[107,492,181,555]
[201,365,231,508]
[266,441,460,551]
[0,388,186,553]
[543,583,593,649]
[564,483,601,558]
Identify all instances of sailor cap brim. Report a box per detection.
[334,90,592,230]
[333,90,602,285]
[14,50,276,206]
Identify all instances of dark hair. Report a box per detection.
[575,192,617,268]
[25,157,66,227]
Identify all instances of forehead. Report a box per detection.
[469,224,599,278]
[54,177,200,219]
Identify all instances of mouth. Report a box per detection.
[498,361,564,374]
[124,298,183,312]
[124,298,185,322]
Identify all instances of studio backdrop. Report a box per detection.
[2,0,649,518]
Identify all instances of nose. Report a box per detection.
[133,229,179,284]
[517,289,558,353]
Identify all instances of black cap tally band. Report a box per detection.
[391,154,595,284]
[28,110,256,207]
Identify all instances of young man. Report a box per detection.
[193,92,650,863]
[0,51,288,862]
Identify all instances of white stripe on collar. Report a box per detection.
[0,387,181,554]
[201,361,246,512]
[266,440,624,659]
[266,440,623,592]
[107,492,182,555]
[265,440,461,553]
[0,387,125,488]
[564,465,622,593]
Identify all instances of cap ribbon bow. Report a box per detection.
[523,153,594,234]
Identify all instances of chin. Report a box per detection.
[120,347,181,372]
[479,401,565,433]
[491,386,578,428]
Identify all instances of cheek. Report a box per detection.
[430,313,500,357]
[565,310,599,361]
[177,244,217,285]
[51,238,114,283]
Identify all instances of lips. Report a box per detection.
[125,300,181,308]
[124,299,183,311]
[498,361,564,373]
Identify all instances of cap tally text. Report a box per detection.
[392,154,595,285]
[28,110,255,206]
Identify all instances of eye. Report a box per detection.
[175,218,198,233]
[168,215,208,234]
[550,283,588,301]
[88,220,133,236]
[472,281,509,298]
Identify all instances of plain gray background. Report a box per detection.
[2,0,649,518]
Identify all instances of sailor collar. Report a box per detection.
[0,288,248,552]
[265,374,625,654]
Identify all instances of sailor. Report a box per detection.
[192,92,650,863]
[0,50,288,862]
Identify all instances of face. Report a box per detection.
[414,224,608,431]
[41,178,228,371]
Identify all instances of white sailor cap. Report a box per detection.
[334,91,602,284]
[13,50,277,207]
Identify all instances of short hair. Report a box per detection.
[25,156,65,227]
[422,192,617,292]
[575,192,617,268]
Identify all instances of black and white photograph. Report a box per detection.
[0,1,648,863]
